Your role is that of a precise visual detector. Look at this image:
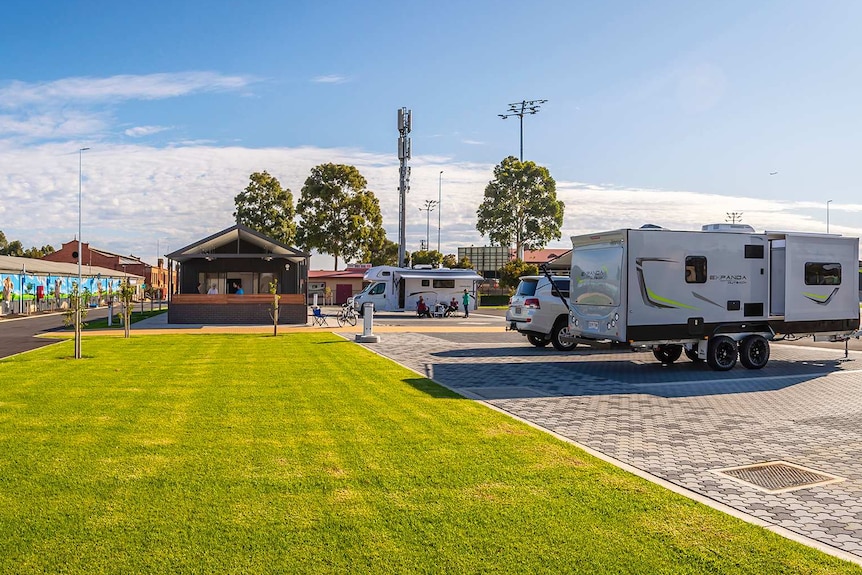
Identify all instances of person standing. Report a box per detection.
[207,284,218,295]
[462,289,472,318]
[233,282,244,295]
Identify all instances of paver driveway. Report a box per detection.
[362,330,862,559]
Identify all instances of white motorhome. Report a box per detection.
[568,224,860,370]
[352,266,483,314]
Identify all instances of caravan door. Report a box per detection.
[781,234,859,323]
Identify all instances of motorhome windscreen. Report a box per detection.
[571,245,623,306]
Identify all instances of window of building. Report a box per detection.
[805,262,841,285]
[685,256,707,284]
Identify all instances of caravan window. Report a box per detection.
[685,256,707,284]
[805,262,841,285]
[421,280,430,287]
[433,279,455,288]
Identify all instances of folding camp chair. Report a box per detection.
[311,306,329,326]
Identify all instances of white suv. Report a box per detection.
[506,275,576,351]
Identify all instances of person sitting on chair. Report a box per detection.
[446,297,459,317]
[416,296,431,318]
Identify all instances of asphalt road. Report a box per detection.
[0,308,110,358]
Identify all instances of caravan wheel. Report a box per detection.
[739,335,770,369]
[707,336,738,371]
[684,347,703,363]
[652,345,682,364]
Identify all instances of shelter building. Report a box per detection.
[166,224,310,324]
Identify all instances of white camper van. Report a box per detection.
[568,224,860,370]
[352,265,483,314]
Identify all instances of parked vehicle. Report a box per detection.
[567,224,860,370]
[506,273,576,351]
[352,266,483,314]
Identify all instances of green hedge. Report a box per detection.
[479,294,510,306]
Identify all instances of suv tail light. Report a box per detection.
[524,298,540,309]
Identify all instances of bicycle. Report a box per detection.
[336,301,357,326]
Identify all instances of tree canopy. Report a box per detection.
[499,259,539,291]
[369,238,400,267]
[0,230,54,258]
[296,164,386,270]
[476,156,564,260]
[233,171,296,245]
[410,250,443,267]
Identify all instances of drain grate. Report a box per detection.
[713,461,844,493]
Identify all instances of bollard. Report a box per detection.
[355,302,380,343]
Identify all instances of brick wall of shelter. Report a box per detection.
[168,303,307,325]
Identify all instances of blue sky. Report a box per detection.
[1,0,860,267]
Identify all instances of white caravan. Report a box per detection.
[352,266,483,314]
[568,224,860,370]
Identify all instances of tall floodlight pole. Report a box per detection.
[726,211,743,224]
[419,200,437,253]
[76,147,90,359]
[827,199,833,233]
[397,108,412,267]
[437,171,443,254]
[498,99,547,161]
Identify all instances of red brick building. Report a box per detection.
[42,240,175,298]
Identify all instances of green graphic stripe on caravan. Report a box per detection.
[646,287,698,310]
[802,288,838,305]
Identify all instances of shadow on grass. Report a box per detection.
[403,377,466,399]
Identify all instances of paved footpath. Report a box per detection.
[359,330,862,561]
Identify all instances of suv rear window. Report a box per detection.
[551,279,570,298]
[515,279,538,296]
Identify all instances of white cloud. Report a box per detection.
[311,74,349,84]
[2,142,859,269]
[462,139,485,146]
[124,125,171,137]
[0,72,254,108]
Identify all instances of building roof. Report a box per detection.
[523,248,571,264]
[166,224,309,263]
[308,268,367,280]
[0,255,142,278]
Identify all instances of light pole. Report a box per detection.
[498,99,547,161]
[827,199,833,233]
[437,171,443,254]
[419,200,437,253]
[76,147,90,359]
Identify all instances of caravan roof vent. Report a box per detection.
[412,264,434,269]
[640,224,666,230]
[701,223,756,233]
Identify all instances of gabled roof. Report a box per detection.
[166,224,308,263]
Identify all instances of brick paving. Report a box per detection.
[361,331,862,558]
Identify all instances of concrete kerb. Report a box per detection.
[343,331,862,568]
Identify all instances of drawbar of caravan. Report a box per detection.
[567,224,860,370]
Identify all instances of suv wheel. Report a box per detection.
[551,319,577,352]
[527,334,550,347]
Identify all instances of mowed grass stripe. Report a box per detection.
[0,333,857,574]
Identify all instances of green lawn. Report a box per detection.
[0,334,859,574]
[81,308,168,329]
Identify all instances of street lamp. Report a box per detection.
[419,199,438,253]
[75,147,90,359]
[437,171,443,253]
[498,99,547,161]
[827,199,833,233]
